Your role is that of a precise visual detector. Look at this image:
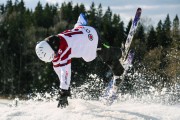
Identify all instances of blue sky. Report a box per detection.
[1,0,180,26]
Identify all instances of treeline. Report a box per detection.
[0,0,179,95]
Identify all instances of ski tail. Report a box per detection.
[100,79,118,105]
[121,8,142,64]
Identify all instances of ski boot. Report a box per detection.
[57,88,71,108]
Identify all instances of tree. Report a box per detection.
[133,24,146,61]
[88,2,96,26]
[112,14,125,47]
[94,3,103,42]
[172,15,179,38]
[0,4,5,14]
[43,3,56,28]
[156,20,163,46]
[147,26,158,51]
[72,4,80,23]
[164,14,171,34]
[161,14,172,47]
[135,24,145,42]
[14,0,25,13]
[60,2,73,23]
[97,4,103,19]
[71,3,85,24]
[5,0,13,14]
[96,4,103,30]
[33,2,44,27]
[79,4,86,13]
[102,7,113,45]
[124,19,132,43]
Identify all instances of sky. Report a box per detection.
[0,0,180,26]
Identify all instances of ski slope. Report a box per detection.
[0,98,180,120]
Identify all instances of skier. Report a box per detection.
[35,13,126,108]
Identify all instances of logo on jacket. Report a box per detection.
[58,49,62,54]
[88,34,93,41]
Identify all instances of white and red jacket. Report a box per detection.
[53,26,98,90]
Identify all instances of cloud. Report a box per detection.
[111,5,143,11]
[45,0,64,4]
[110,4,180,11]
[1,0,178,27]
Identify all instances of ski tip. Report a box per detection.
[137,8,142,11]
[136,8,142,18]
[137,8,142,14]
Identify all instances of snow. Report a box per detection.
[0,98,180,120]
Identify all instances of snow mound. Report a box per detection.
[0,98,180,120]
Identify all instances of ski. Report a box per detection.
[101,8,141,105]
[120,8,142,64]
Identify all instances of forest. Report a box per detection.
[0,0,179,97]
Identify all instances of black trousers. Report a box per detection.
[95,28,124,77]
[97,47,124,77]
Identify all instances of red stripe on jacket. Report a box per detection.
[61,48,71,61]
[53,59,71,67]
[52,36,68,62]
[52,35,71,67]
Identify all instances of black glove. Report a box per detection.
[57,88,71,108]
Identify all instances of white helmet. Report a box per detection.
[35,41,54,62]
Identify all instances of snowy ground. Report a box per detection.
[0,98,180,120]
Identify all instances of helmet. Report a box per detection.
[35,41,54,62]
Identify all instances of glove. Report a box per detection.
[57,95,68,108]
[57,88,71,108]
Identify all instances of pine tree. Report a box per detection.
[112,14,125,47]
[33,1,44,27]
[133,24,146,61]
[88,2,96,26]
[72,4,85,24]
[135,24,145,42]
[43,3,56,28]
[5,0,13,14]
[172,15,179,38]
[102,7,113,45]
[79,3,86,13]
[97,4,103,19]
[162,14,172,47]
[0,4,5,14]
[59,2,73,28]
[147,26,158,51]
[96,3,103,30]
[124,19,132,44]
[156,20,164,46]
[164,14,171,34]
[72,4,80,23]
